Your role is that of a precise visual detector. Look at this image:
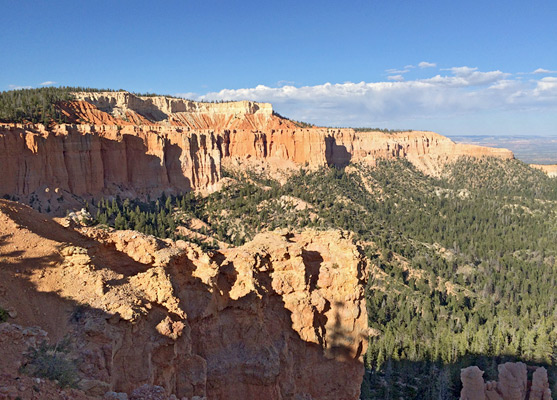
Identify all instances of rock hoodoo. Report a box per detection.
[460,362,552,400]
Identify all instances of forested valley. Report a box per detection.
[88,157,557,399]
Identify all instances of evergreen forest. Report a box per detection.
[0,87,117,124]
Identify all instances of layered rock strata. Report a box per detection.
[0,200,369,399]
[0,92,514,204]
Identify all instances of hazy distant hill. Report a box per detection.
[450,135,557,164]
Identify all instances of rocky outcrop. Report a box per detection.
[0,92,514,207]
[460,363,552,400]
[72,92,274,123]
[532,368,552,400]
[0,200,369,399]
[69,92,293,131]
[531,164,557,177]
[0,322,98,399]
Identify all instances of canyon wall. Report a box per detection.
[0,123,222,198]
[0,92,514,203]
[0,200,369,399]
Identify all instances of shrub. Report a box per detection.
[0,306,8,322]
[20,337,79,388]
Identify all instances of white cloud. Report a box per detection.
[386,68,410,74]
[175,92,198,99]
[191,67,557,129]
[488,79,521,90]
[7,81,57,90]
[533,77,557,95]
[431,67,510,87]
[444,66,476,75]
[8,84,33,90]
[418,61,437,68]
[276,80,295,87]
[533,68,557,74]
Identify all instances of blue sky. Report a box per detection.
[2,0,556,135]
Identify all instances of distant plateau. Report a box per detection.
[450,135,557,164]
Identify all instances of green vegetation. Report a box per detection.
[93,193,219,251]
[94,194,183,238]
[272,111,316,128]
[0,87,73,124]
[323,126,414,133]
[292,120,315,128]
[20,337,79,388]
[351,127,413,133]
[0,306,8,322]
[89,157,557,399]
[0,86,121,124]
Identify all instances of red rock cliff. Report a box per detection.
[0,92,514,201]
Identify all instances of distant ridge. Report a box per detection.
[450,134,557,164]
[0,89,513,214]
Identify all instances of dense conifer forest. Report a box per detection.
[0,87,121,123]
[90,157,557,399]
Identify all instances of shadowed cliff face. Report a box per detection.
[0,200,369,399]
[0,92,514,204]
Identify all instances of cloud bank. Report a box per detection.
[179,66,557,133]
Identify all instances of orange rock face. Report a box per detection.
[0,92,514,204]
[0,200,369,399]
[0,123,222,199]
